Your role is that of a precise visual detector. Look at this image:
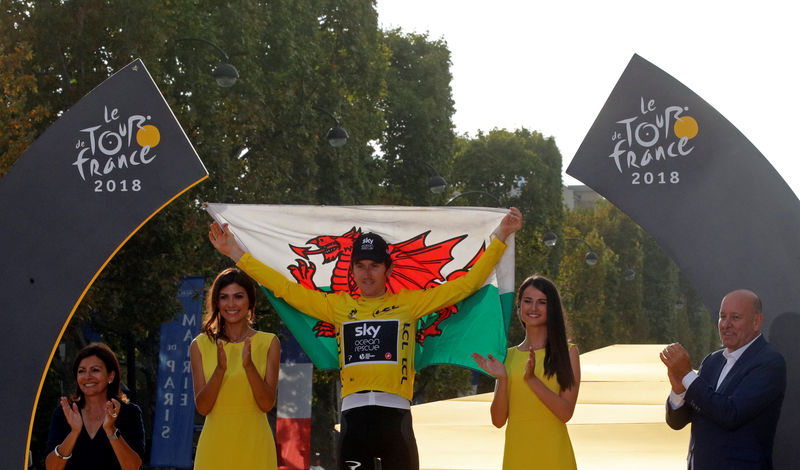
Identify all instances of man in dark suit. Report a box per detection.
[661,289,786,470]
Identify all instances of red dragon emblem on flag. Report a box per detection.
[287,227,486,344]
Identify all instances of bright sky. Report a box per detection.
[376,0,800,197]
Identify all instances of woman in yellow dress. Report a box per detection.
[472,275,580,469]
[190,267,280,469]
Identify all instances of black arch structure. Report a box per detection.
[567,54,800,469]
[0,59,207,469]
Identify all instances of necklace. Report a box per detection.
[82,409,104,422]
[225,328,253,343]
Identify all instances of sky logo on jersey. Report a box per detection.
[343,319,399,367]
[354,323,382,338]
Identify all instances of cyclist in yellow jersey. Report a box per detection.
[209,207,522,470]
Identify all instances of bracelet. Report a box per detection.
[54,444,72,460]
[107,427,120,441]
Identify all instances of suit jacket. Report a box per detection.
[666,335,786,470]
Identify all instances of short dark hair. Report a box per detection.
[70,343,127,407]
[203,267,257,341]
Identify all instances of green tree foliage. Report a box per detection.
[584,201,648,342]
[158,0,389,207]
[556,200,718,360]
[678,272,721,367]
[0,41,51,178]
[380,30,455,205]
[640,235,681,342]
[450,128,564,282]
[555,223,618,351]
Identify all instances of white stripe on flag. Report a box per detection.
[204,204,515,294]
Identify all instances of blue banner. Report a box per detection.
[150,276,205,468]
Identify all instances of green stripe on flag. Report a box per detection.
[415,285,510,373]
[262,285,512,374]
[499,291,514,339]
[261,287,339,370]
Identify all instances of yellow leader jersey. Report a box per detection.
[237,237,506,400]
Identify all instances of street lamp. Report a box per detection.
[446,190,501,206]
[313,106,349,147]
[542,231,558,247]
[542,232,599,266]
[212,63,239,87]
[583,251,599,266]
[176,37,239,87]
[429,175,447,194]
[417,160,446,193]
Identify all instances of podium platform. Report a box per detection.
[412,344,690,469]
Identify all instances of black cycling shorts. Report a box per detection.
[338,405,419,470]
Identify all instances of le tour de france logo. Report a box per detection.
[72,105,161,193]
[607,96,699,186]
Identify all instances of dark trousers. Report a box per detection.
[338,405,419,470]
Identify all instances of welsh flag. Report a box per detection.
[204,204,515,373]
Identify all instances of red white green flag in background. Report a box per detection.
[205,204,516,373]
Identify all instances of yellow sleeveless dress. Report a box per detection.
[193,331,277,470]
[502,345,577,470]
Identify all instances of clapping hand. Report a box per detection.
[216,340,228,372]
[523,349,536,382]
[60,396,83,432]
[243,336,254,369]
[471,353,507,379]
[103,398,121,433]
[660,343,691,393]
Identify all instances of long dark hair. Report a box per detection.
[70,343,127,408]
[203,267,257,341]
[516,275,576,391]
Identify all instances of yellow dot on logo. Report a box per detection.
[673,115,698,139]
[136,124,161,148]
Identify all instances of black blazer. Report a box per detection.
[666,335,786,470]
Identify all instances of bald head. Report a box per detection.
[724,289,761,313]
[718,289,763,351]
